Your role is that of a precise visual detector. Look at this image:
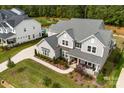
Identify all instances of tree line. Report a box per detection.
[0,5,124,26]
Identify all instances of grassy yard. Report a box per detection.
[97,48,124,87]
[0,59,80,88]
[35,17,68,27]
[114,36,124,49]
[0,38,41,63]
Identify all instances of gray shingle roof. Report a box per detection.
[44,34,58,50]
[68,47,110,67]
[6,15,30,27]
[50,18,104,42]
[50,18,112,46]
[0,32,15,39]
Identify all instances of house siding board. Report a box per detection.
[81,36,104,57]
[37,40,56,59]
[15,19,42,44]
[58,31,74,49]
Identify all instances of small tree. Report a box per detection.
[7,58,15,68]
[97,72,105,84]
[52,82,61,88]
[42,76,52,87]
[34,49,38,56]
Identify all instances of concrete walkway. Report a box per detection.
[0,45,74,74]
[116,68,124,88]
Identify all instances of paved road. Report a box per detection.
[0,45,74,74]
[116,68,124,88]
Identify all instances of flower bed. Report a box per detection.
[35,50,69,70]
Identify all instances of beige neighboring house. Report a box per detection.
[36,18,116,77]
[116,68,124,88]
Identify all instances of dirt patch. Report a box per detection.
[105,25,124,35]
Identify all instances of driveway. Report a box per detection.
[0,45,74,74]
[116,68,124,88]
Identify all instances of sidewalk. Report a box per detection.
[116,68,124,88]
[0,45,74,74]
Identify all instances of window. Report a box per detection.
[62,40,68,46]
[28,35,30,40]
[75,42,81,48]
[92,47,96,53]
[24,28,26,32]
[87,46,91,52]
[33,34,35,38]
[88,63,91,66]
[39,33,41,37]
[42,47,50,56]
[62,40,65,45]
[87,46,96,53]
[62,50,68,58]
[66,41,68,46]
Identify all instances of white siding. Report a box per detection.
[36,40,56,59]
[14,19,42,44]
[81,36,104,57]
[58,32,74,49]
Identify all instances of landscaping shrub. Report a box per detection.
[7,58,15,68]
[97,72,105,84]
[52,82,61,88]
[34,49,38,56]
[42,76,52,87]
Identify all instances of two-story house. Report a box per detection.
[0,8,42,47]
[36,18,115,76]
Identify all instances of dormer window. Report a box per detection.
[62,40,68,46]
[87,46,91,52]
[66,41,68,46]
[92,47,96,53]
[87,46,96,53]
[75,42,81,48]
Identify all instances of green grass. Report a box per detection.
[0,59,80,88]
[105,53,124,88]
[97,49,124,88]
[0,38,41,63]
[35,17,58,27]
[0,85,4,88]
[35,17,68,27]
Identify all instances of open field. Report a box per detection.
[0,38,41,63]
[35,17,68,27]
[0,59,80,88]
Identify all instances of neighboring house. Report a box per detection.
[0,8,42,47]
[36,18,115,77]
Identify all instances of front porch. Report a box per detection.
[68,56,99,76]
[0,38,16,47]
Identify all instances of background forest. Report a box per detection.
[0,5,124,26]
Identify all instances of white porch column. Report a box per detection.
[77,58,79,65]
[95,65,99,72]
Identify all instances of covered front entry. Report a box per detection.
[0,38,16,47]
[68,56,99,76]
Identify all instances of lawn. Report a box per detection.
[0,38,41,63]
[35,17,68,27]
[0,59,80,88]
[113,36,124,49]
[97,48,124,88]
